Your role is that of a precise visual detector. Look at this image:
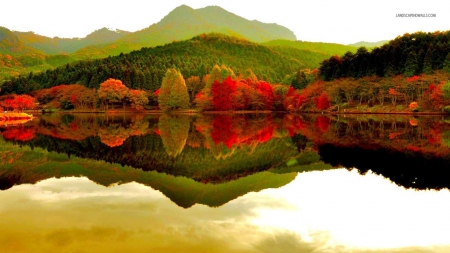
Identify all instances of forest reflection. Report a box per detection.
[2,113,450,190]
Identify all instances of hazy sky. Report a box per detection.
[1,0,449,44]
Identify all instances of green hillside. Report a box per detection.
[262,39,359,56]
[1,33,329,94]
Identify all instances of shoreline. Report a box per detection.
[24,109,449,116]
[0,112,34,120]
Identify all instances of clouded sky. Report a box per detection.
[1,0,449,44]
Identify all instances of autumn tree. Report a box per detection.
[129,89,149,110]
[316,92,330,110]
[255,81,275,110]
[0,95,35,112]
[185,76,202,102]
[211,76,237,111]
[98,78,129,110]
[158,68,190,110]
[205,65,222,90]
[204,65,235,89]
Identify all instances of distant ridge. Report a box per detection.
[14,28,131,55]
[347,40,389,48]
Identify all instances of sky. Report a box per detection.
[1,0,450,45]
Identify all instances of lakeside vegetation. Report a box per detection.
[1,31,450,114]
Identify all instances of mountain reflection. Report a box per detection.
[1,113,450,193]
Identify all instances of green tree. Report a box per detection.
[423,47,433,74]
[442,81,450,99]
[291,70,308,90]
[443,52,450,73]
[404,51,418,77]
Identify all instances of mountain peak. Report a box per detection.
[158,4,203,26]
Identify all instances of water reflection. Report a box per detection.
[2,113,450,192]
[1,170,450,253]
[2,113,450,252]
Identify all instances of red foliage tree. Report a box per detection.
[256,81,275,110]
[316,92,330,110]
[283,87,305,111]
[0,95,35,111]
[406,75,420,82]
[211,76,237,111]
[430,83,446,109]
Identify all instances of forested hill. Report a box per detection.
[262,39,359,56]
[0,34,325,95]
[319,31,450,81]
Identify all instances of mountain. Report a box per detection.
[0,27,43,55]
[0,5,299,82]
[14,28,131,55]
[75,5,297,59]
[348,40,389,48]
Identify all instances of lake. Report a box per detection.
[1,113,450,252]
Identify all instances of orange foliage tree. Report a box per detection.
[98,78,129,110]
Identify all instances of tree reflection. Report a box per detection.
[158,114,190,157]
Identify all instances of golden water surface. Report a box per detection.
[1,169,450,253]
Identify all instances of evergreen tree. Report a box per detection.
[404,51,418,77]
[423,47,433,74]
[443,52,450,73]
[291,70,308,90]
[143,69,153,91]
[152,71,160,91]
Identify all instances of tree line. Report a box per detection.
[319,31,450,80]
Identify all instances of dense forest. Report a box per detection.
[0,34,320,95]
[319,31,450,80]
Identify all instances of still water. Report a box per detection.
[1,113,450,252]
